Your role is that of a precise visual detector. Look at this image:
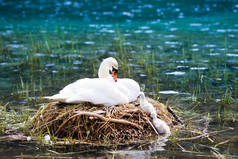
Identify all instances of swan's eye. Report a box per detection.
[112,67,118,73]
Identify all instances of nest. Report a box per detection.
[30,98,182,145]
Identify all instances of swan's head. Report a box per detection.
[138,92,146,104]
[98,57,118,82]
[138,92,145,99]
[107,57,118,82]
[112,66,118,82]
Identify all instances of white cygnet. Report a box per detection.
[151,113,171,137]
[138,92,157,116]
[139,91,171,137]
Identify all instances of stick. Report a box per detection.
[214,139,231,148]
[177,143,186,151]
[167,106,184,125]
[32,111,72,132]
[33,109,105,132]
[55,111,142,135]
[176,127,233,141]
[143,117,159,135]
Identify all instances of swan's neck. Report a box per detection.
[98,60,110,78]
[139,94,146,105]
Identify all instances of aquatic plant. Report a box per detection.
[0,103,30,134]
[0,17,237,158]
[222,88,233,104]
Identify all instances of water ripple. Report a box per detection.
[190,23,202,27]
[45,64,55,67]
[122,12,133,17]
[7,44,22,49]
[200,28,209,31]
[139,26,150,30]
[166,71,185,75]
[209,53,220,56]
[190,67,208,70]
[73,60,82,65]
[191,48,199,52]
[159,90,179,94]
[227,53,238,57]
[144,30,153,33]
[84,41,95,45]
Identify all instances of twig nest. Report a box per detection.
[30,98,182,145]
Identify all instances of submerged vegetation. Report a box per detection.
[3,29,237,117]
[0,103,30,135]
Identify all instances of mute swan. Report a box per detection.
[45,57,140,106]
[139,92,171,137]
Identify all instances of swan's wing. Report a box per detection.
[66,89,128,106]
[68,78,129,106]
[46,78,129,106]
[44,93,68,102]
[117,78,140,102]
[43,79,92,101]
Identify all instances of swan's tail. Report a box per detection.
[43,94,67,102]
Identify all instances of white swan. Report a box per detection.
[44,57,140,106]
[139,92,171,137]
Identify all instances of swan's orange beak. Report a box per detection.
[112,67,118,82]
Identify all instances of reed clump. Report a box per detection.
[30,98,182,145]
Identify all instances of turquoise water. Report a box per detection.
[0,0,238,158]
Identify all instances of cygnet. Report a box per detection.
[151,113,171,137]
[138,92,157,116]
[138,92,171,137]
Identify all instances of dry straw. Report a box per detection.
[30,98,182,145]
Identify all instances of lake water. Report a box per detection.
[0,0,238,158]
